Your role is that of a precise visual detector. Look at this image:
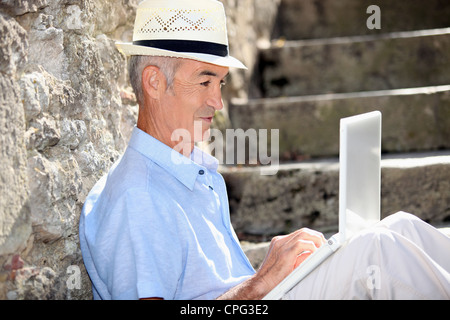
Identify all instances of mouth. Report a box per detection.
[199,116,213,124]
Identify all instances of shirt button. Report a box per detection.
[199,170,205,175]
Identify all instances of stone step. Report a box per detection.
[229,85,450,160]
[251,28,450,98]
[271,0,450,41]
[221,151,450,241]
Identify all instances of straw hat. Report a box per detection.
[116,0,246,69]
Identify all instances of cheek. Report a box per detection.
[168,107,200,139]
[168,85,210,136]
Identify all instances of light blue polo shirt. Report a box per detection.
[79,127,255,300]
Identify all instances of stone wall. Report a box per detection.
[0,0,279,300]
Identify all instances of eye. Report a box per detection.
[200,81,211,87]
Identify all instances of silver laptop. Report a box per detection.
[263,111,382,300]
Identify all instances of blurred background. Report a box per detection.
[0,0,449,299]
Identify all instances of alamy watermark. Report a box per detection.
[366,265,381,290]
[66,265,81,290]
[171,121,280,175]
[65,264,383,292]
[366,5,381,30]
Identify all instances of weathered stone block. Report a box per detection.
[223,152,450,238]
[0,15,30,258]
[230,86,450,160]
[0,0,282,300]
[224,161,340,237]
[272,0,450,40]
[255,30,450,98]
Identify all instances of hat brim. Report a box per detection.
[116,42,247,70]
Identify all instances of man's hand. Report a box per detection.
[255,228,326,292]
[217,228,326,300]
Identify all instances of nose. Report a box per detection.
[207,84,224,111]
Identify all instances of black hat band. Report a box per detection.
[133,39,228,57]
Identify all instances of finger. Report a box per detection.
[303,228,326,247]
[309,229,327,246]
[294,251,313,269]
[290,228,326,248]
[281,238,318,268]
[294,239,318,255]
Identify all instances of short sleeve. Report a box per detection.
[103,189,183,299]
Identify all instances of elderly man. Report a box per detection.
[79,0,450,300]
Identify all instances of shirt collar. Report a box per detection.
[128,126,219,191]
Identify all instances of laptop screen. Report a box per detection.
[339,111,381,241]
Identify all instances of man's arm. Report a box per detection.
[217,228,326,300]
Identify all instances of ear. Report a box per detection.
[141,65,166,100]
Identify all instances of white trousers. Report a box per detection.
[284,212,450,299]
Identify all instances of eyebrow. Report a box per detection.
[198,70,229,81]
[199,70,218,77]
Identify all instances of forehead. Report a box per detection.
[177,59,229,79]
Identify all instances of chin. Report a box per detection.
[201,128,211,141]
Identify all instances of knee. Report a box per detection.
[385,211,418,222]
[379,211,423,230]
[349,227,397,254]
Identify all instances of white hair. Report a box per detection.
[128,55,182,105]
